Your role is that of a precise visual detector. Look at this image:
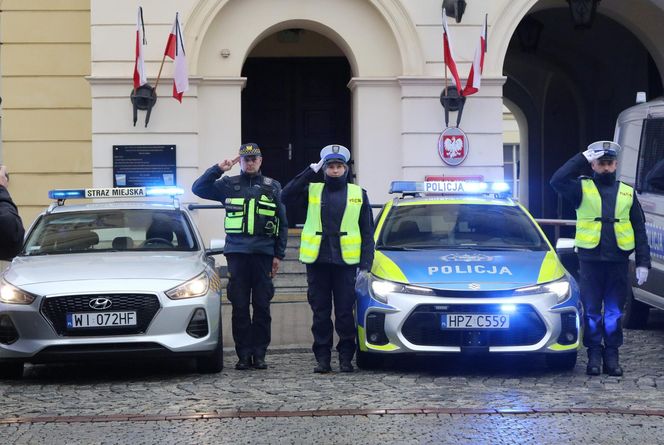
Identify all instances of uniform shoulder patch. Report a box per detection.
[263,177,273,186]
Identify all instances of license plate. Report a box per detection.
[441,313,509,329]
[66,312,137,328]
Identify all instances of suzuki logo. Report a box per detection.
[89,297,112,310]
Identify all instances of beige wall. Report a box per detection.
[0,0,92,226]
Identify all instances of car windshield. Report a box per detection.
[22,209,198,255]
[377,203,548,251]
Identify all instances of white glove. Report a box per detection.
[636,267,649,286]
[310,158,325,173]
[582,148,604,163]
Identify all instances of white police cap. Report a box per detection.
[587,140,621,159]
[320,144,350,164]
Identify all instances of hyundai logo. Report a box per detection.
[89,297,112,310]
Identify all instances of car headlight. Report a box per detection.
[515,277,571,303]
[0,280,36,305]
[165,272,210,300]
[369,276,435,303]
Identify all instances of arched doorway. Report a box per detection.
[241,30,352,225]
[503,4,663,236]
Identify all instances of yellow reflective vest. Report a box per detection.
[575,179,635,251]
[299,183,363,264]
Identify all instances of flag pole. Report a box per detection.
[154,53,167,91]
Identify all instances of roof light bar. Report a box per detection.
[48,186,184,200]
[389,181,511,196]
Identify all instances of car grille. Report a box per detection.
[41,294,160,336]
[401,304,546,347]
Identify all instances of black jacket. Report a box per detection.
[550,153,650,268]
[281,166,375,270]
[0,186,24,261]
[192,165,288,259]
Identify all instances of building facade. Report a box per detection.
[2,0,664,242]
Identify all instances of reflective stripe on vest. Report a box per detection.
[575,179,635,250]
[224,196,279,237]
[224,198,246,234]
[299,183,363,264]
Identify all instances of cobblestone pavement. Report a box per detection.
[1,310,663,444]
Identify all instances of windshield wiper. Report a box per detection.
[376,245,417,251]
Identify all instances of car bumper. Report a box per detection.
[0,292,221,363]
[357,291,581,355]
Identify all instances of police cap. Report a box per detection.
[320,144,350,165]
[239,143,262,157]
[587,140,620,161]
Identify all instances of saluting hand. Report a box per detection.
[218,156,240,172]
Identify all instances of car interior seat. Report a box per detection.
[387,220,421,244]
[112,236,134,250]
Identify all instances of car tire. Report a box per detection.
[544,351,577,371]
[356,349,383,370]
[196,319,224,374]
[0,362,24,380]
[623,290,650,329]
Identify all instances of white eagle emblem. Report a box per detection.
[444,137,464,158]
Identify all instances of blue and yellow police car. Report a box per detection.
[355,181,581,370]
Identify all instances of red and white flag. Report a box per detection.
[463,14,488,96]
[442,9,463,94]
[164,13,189,102]
[133,6,147,90]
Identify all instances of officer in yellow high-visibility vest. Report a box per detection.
[551,141,650,376]
[192,143,288,371]
[282,145,375,373]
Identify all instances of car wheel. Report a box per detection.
[196,319,224,374]
[356,349,383,370]
[0,362,24,380]
[623,290,650,329]
[544,351,577,371]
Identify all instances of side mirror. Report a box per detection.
[205,238,225,256]
[555,238,575,254]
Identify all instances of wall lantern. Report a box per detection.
[566,0,601,29]
[442,0,467,24]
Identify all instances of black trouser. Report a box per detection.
[306,263,357,362]
[226,253,274,359]
[579,261,629,349]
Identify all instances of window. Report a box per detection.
[637,117,664,195]
[503,143,520,199]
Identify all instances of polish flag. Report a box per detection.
[463,15,488,96]
[164,13,189,102]
[442,9,463,95]
[133,6,147,90]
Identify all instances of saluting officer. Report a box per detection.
[282,145,375,373]
[192,143,288,370]
[550,141,650,376]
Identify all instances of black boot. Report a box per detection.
[603,347,623,376]
[314,357,332,373]
[586,347,602,376]
[253,355,268,370]
[339,356,354,373]
[235,356,252,370]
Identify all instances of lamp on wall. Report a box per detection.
[566,0,601,29]
[516,16,543,53]
[442,0,467,24]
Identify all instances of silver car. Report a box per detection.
[0,190,224,378]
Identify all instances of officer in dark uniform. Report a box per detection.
[192,143,287,370]
[0,165,24,260]
[282,145,374,373]
[550,141,650,376]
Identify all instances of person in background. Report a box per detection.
[0,165,25,260]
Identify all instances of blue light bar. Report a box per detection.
[389,181,511,196]
[48,186,184,200]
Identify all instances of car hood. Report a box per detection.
[372,249,565,291]
[4,252,207,289]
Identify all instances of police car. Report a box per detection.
[356,181,582,370]
[0,187,224,378]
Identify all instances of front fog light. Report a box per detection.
[0,280,36,305]
[166,272,210,300]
